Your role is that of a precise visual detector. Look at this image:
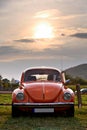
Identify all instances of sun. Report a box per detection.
[34,22,54,39]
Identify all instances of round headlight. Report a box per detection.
[16,93,24,101]
[64,92,71,100]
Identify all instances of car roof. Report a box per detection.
[23,66,61,73]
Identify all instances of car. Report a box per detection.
[80,88,87,94]
[75,88,87,95]
[12,67,75,117]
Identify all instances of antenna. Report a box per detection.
[60,53,64,71]
[59,45,65,71]
[61,55,63,71]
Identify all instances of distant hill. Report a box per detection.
[65,64,87,80]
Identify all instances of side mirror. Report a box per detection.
[65,79,70,84]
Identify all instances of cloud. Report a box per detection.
[0,39,61,62]
[14,38,35,43]
[13,38,61,52]
[0,45,33,62]
[0,35,87,63]
[0,46,22,58]
[70,33,87,39]
[34,9,61,19]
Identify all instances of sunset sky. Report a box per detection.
[0,0,87,80]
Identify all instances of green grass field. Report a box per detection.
[0,88,87,130]
[0,105,87,130]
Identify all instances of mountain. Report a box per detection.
[65,64,87,80]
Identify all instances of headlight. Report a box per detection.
[16,93,24,101]
[64,92,71,100]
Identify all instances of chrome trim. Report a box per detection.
[13,102,74,108]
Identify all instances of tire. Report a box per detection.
[66,105,74,117]
[12,103,21,117]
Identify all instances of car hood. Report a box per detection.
[24,82,63,103]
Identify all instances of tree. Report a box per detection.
[2,78,10,90]
[66,74,87,85]
[0,75,3,90]
[0,75,2,81]
[10,78,19,90]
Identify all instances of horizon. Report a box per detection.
[1,63,87,81]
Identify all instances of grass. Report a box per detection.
[0,94,12,104]
[0,106,87,130]
[75,95,87,105]
[69,84,87,92]
[0,87,87,130]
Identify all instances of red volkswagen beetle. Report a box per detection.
[12,67,74,117]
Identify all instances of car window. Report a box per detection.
[24,69,61,82]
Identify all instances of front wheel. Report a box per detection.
[12,103,21,117]
[66,105,74,117]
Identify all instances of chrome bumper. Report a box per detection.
[13,102,74,108]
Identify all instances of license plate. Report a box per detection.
[34,108,54,113]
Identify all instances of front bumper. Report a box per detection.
[12,102,74,116]
[13,102,74,108]
[13,102,74,112]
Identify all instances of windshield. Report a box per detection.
[24,68,61,82]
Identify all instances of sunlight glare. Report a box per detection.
[34,22,54,39]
